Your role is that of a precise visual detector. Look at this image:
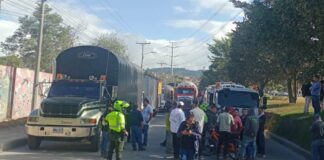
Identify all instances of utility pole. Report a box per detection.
[167,42,179,85]
[157,62,167,75]
[157,62,167,69]
[31,0,46,110]
[136,42,150,69]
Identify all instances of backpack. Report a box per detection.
[246,116,259,138]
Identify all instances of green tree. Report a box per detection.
[199,36,231,89]
[228,1,281,90]
[0,3,76,72]
[0,55,23,67]
[93,33,128,59]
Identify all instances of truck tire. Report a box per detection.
[28,136,41,150]
[89,128,100,152]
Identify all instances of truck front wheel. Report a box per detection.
[28,136,41,150]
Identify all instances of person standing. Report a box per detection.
[170,101,186,160]
[311,75,322,115]
[216,107,234,160]
[142,98,154,146]
[240,108,249,140]
[302,81,312,114]
[100,106,113,158]
[129,104,145,151]
[125,105,132,143]
[230,109,243,140]
[106,100,129,160]
[320,80,324,111]
[190,100,206,159]
[178,114,201,160]
[257,108,266,158]
[311,114,324,160]
[205,104,218,154]
[241,109,259,160]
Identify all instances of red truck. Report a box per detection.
[175,81,198,115]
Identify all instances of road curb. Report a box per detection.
[0,137,27,152]
[266,130,311,159]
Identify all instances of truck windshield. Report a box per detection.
[177,88,194,95]
[217,90,259,108]
[48,81,100,99]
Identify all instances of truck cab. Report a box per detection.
[26,77,108,151]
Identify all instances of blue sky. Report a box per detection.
[0,0,245,70]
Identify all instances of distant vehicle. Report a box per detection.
[175,81,198,115]
[203,82,246,106]
[25,46,158,151]
[163,85,175,102]
[269,90,288,96]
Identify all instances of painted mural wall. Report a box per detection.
[11,68,35,120]
[0,65,13,121]
[10,68,53,120]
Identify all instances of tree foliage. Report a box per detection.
[201,0,324,103]
[199,37,231,89]
[93,33,128,59]
[0,55,24,67]
[0,4,76,72]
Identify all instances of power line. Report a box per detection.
[105,0,137,33]
[79,0,120,33]
[183,2,228,39]
[97,0,134,33]
[175,11,243,67]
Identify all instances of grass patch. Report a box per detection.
[266,97,318,150]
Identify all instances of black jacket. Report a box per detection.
[301,83,312,97]
[258,113,266,133]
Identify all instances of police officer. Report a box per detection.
[105,100,129,160]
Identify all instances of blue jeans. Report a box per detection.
[241,136,257,160]
[312,95,321,115]
[311,139,324,160]
[180,148,195,160]
[142,125,149,145]
[100,131,108,155]
[131,126,143,150]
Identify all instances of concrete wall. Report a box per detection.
[0,65,52,122]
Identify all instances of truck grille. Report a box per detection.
[41,105,81,118]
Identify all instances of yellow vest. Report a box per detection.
[105,111,125,132]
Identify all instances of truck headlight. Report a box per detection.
[28,117,39,122]
[80,118,97,125]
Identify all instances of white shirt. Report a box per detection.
[169,108,186,133]
[190,107,205,133]
[217,112,234,132]
[142,104,153,125]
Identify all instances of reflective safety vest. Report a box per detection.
[105,111,125,132]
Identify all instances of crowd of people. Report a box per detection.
[98,74,324,160]
[302,74,324,160]
[100,98,154,160]
[163,99,267,160]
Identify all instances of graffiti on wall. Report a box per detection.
[11,68,34,119]
[0,66,12,121]
[36,72,52,109]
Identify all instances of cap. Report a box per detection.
[177,101,184,106]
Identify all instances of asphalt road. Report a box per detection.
[0,114,307,160]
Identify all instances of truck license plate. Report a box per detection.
[53,127,64,134]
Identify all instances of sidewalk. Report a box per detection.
[0,119,27,152]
